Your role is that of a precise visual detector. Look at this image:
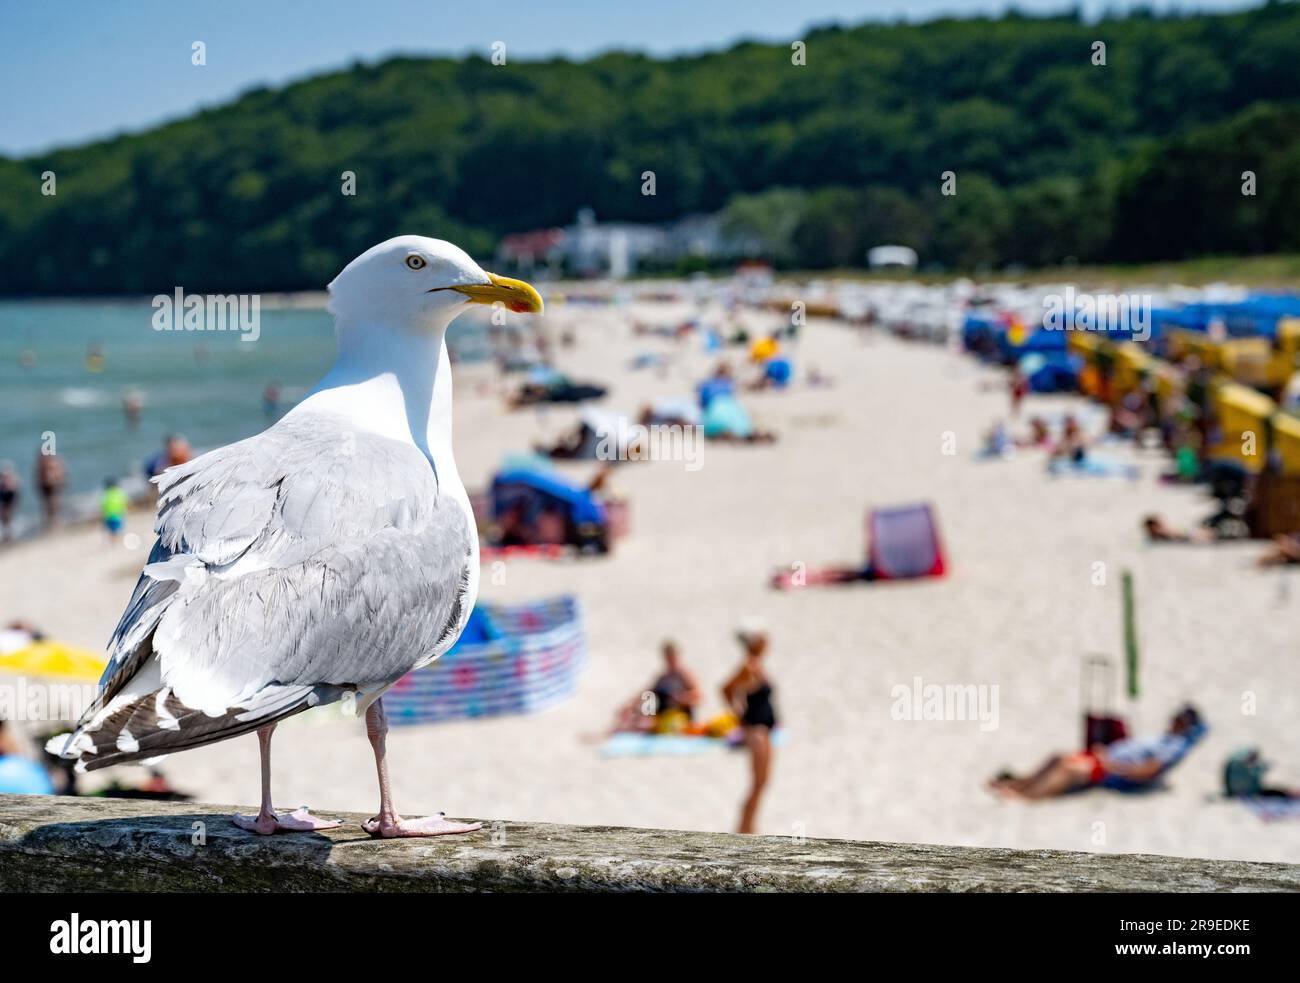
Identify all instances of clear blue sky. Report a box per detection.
[0,0,1261,157]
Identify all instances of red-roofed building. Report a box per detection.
[496,228,566,274]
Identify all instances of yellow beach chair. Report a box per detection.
[1272,411,1300,477]
[1208,381,1276,473]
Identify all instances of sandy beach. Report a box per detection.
[4,297,1299,864]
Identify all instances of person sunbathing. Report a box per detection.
[606,641,702,735]
[989,705,1205,800]
[1143,500,1251,543]
[1142,514,1215,544]
[1049,414,1088,464]
[537,422,590,460]
[1257,533,1300,567]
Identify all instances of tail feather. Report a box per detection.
[50,681,346,772]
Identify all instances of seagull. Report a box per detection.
[47,236,543,837]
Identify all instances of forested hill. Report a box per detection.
[3,3,1300,293]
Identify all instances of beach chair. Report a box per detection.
[1099,722,1208,793]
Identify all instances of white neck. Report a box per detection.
[294,317,458,487]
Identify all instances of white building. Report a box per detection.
[867,245,919,270]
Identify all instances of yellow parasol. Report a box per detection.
[750,336,778,363]
[0,640,108,681]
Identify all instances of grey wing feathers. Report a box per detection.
[58,413,473,770]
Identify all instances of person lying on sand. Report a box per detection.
[1257,533,1300,567]
[1143,498,1251,543]
[708,428,778,445]
[1142,514,1215,544]
[989,705,1205,800]
[537,421,590,460]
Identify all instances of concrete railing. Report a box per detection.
[2,794,1298,892]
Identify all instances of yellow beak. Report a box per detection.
[452,272,544,314]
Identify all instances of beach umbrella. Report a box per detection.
[702,393,755,439]
[0,640,107,681]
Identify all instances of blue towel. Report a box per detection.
[599,729,788,758]
[1047,455,1139,480]
[1241,797,1300,821]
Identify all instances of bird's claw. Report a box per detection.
[233,806,341,834]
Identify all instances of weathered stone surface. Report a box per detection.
[1,794,1296,892]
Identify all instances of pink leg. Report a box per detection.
[361,700,482,838]
[232,724,341,834]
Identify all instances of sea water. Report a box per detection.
[0,300,492,537]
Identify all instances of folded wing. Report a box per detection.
[51,413,473,771]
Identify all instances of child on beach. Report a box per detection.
[100,478,128,540]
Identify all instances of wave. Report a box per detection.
[57,387,112,409]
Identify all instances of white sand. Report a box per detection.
[3,299,1299,863]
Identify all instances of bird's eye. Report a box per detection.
[405,255,427,270]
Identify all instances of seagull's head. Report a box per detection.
[327,235,543,331]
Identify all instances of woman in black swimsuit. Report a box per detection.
[723,627,778,834]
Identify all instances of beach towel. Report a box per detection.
[1047,455,1139,480]
[599,729,788,758]
[1240,797,1300,821]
